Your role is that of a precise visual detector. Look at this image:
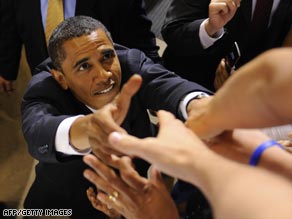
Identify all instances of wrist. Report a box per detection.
[70,116,91,150]
[205,19,220,37]
[257,142,292,176]
[249,140,285,166]
[189,149,220,188]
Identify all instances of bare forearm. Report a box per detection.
[204,48,292,130]
[189,152,292,219]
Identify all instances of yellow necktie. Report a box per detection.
[45,0,64,45]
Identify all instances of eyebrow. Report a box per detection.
[101,48,115,56]
[73,57,89,69]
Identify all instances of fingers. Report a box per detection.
[89,104,126,136]
[211,0,240,11]
[210,2,229,15]
[113,155,148,190]
[89,140,117,165]
[156,110,178,132]
[113,74,142,124]
[148,166,164,188]
[86,187,121,218]
[108,131,150,158]
[209,0,240,24]
[96,192,123,217]
[86,187,99,210]
[108,111,178,164]
[87,106,127,156]
[83,154,130,197]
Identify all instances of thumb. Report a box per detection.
[113,74,142,123]
[156,110,176,130]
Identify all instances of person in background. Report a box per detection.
[0,0,160,94]
[161,0,292,90]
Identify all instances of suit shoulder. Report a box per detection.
[23,71,63,100]
[115,44,147,64]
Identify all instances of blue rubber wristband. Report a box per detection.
[249,140,285,166]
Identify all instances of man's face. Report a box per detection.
[54,29,121,109]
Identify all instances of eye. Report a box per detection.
[78,63,91,71]
[102,51,115,62]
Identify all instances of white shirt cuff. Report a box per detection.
[55,115,92,155]
[199,19,225,49]
[179,92,209,119]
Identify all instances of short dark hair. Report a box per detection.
[48,16,112,71]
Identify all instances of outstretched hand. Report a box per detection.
[107,110,209,184]
[70,74,142,161]
[83,154,178,219]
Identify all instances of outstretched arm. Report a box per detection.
[186,48,292,139]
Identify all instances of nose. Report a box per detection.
[92,67,113,83]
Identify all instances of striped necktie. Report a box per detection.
[45,0,64,45]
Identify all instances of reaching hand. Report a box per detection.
[107,110,209,184]
[83,154,179,219]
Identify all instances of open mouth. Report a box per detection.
[94,80,115,95]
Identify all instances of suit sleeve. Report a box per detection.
[21,74,77,163]
[0,0,22,80]
[115,0,161,63]
[22,100,70,163]
[162,0,214,55]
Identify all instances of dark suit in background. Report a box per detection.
[161,0,292,90]
[0,0,160,81]
[21,44,210,219]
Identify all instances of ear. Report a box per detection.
[50,69,68,90]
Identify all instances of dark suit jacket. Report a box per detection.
[21,44,211,218]
[0,0,160,80]
[161,0,292,90]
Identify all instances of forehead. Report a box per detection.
[62,29,113,59]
